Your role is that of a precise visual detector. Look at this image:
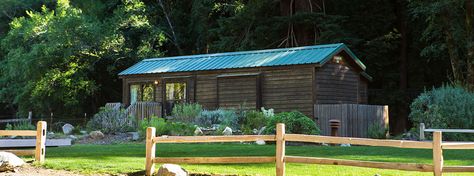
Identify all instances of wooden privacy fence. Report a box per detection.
[126,102,162,120]
[146,123,474,176]
[0,121,47,163]
[314,104,389,137]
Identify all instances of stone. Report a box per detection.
[0,152,25,172]
[67,135,78,140]
[62,123,74,135]
[256,139,266,145]
[89,131,105,140]
[222,127,232,136]
[194,127,203,136]
[257,126,266,135]
[321,143,329,146]
[128,132,140,140]
[340,144,351,147]
[157,164,188,176]
[80,130,88,135]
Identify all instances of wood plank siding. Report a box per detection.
[218,76,258,109]
[315,57,365,104]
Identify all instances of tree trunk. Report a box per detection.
[392,0,409,134]
[442,12,463,82]
[466,0,474,86]
[280,0,318,46]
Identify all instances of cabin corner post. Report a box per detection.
[35,121,47,163]
[433,131,443,176]
[146,127,156,176]
[276,123,286,176]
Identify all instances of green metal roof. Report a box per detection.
[119,43,366,76]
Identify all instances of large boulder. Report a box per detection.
[62,123,74,135]
[127,132,140,141]
[157,164,188,176]
[222,127,232,136]
[89,131,105,140]
[0,152,25,172]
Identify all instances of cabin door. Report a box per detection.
[164,81,187,116]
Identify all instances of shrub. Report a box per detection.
[367,122,388,139]
[5,120,35,130]
[139,117,196,137]
[264,111,319,135]
[168,122,196,136]
[241,110,268,134]
[86,107,136,134]
[217,109,240,130]
[409,85,474,141]
[138,117,169,137]
[171,103,202,123]
[195,109,222,127]
[195,108,240,130]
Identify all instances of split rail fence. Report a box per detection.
[0,121,47,163]
[145,123,474,176]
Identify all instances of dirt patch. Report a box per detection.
[0,164,86,176]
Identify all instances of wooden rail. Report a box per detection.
[145,123,474,176]
[0,121,47,163]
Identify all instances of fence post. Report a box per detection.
[419,123,425,141]
[146,127,156,176]
[35,121,47,163]
[28,111,33,123]
[433,131,443,176]
[276,123,285,176]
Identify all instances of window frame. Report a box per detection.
[129,82,156,104]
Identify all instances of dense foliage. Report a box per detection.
[240,110,269,134]
[138,117,195,137]
[264,111,320,135]
[5,121,35,131]
[0,0,471,133]
[171,103,202,123]
[409,85,474,141]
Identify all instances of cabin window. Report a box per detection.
[164,82,187,115]
[130,83,155,104]
[165,82,186,101]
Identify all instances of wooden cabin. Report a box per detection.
[119,43,371,117]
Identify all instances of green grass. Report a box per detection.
[29,143,474,176]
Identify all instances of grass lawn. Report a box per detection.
[29,143,474,176]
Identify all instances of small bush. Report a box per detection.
[409,85,474,141]
[172,103,202,123]
[168,122,196,136]
[195,108,240,130]
[5,120,35,130]
[367,122,388,139]
[241,110,267,134]
[196,109,221,127]
[264,111,319,135]
[139,117,169,137]
[217,109,240,130]
[87,107,136,134]
[139,117,196,137]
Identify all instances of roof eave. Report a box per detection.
[318,44,366,71]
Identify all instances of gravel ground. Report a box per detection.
[0,164,85,176]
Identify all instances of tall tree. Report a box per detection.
[410,0,474,86]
